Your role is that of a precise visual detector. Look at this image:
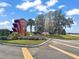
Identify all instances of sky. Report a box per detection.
[0,0,79,33]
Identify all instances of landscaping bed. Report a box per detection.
[0,35,47,45]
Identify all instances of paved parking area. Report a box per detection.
[0,45,23,59]
[0,39,79,59]
[29,39,79,59]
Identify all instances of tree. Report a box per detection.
[51,10,74,34]
[0,29,10,36]
[35,9,74,34]
[44,11,54,32]
[28,19,35,33]
[35,14,45,33]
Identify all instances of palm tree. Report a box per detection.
[28,19,35,33]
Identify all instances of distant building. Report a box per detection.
[12,18,27,36]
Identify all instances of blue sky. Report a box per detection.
[0,0,79,33]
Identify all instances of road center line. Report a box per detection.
[53,41,79,50]
[49,45,79,59]
[22,48,34,59]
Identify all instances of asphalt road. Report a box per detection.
[0,44,24,59]
[0,39,79,59]
[29,39,79,59]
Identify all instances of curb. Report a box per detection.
[0,37,51,48]
[38,38,51,46]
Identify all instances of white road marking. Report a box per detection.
[49,45,79,59]
[53,41,79,50]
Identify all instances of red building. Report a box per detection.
[12,18,27,36]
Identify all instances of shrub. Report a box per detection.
[18,36,47,40]
[27,32,34,36]
[0,36,8,40]
[8,32,19,40]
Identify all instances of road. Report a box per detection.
[29,39,79,59]
[0,44,24,59]
[0,39,79,59]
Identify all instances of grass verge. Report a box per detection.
[0,40,45,45]
[44,34,79,40]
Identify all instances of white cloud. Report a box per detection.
[36,7,56,14]
[35,0,58,12]
[16,1,33,10]
[12,19,15,23]
[58,5,65,9]
[35,5,47,12]
[46,0,58,7]
[66,9,79,16]
[0,21,12,30]
[16,0,41,10]
[40,9,55,14]
[22,0,33,2]
[0,8,5,14]
[0,21,10,25]
[0,2,11,8]
[65,16,69,19]
[34,0,41,6]
[16,0,58,13]
[0,25,11,30]
[0,8,7,16]
[16,0,58,15]
[0,2,11,16]
[32,18,35,20]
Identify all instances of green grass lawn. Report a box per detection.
[44,34,79,40]
[60,35,79,40]
[0,40,45,45]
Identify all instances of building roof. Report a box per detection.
[14,18,27,23]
